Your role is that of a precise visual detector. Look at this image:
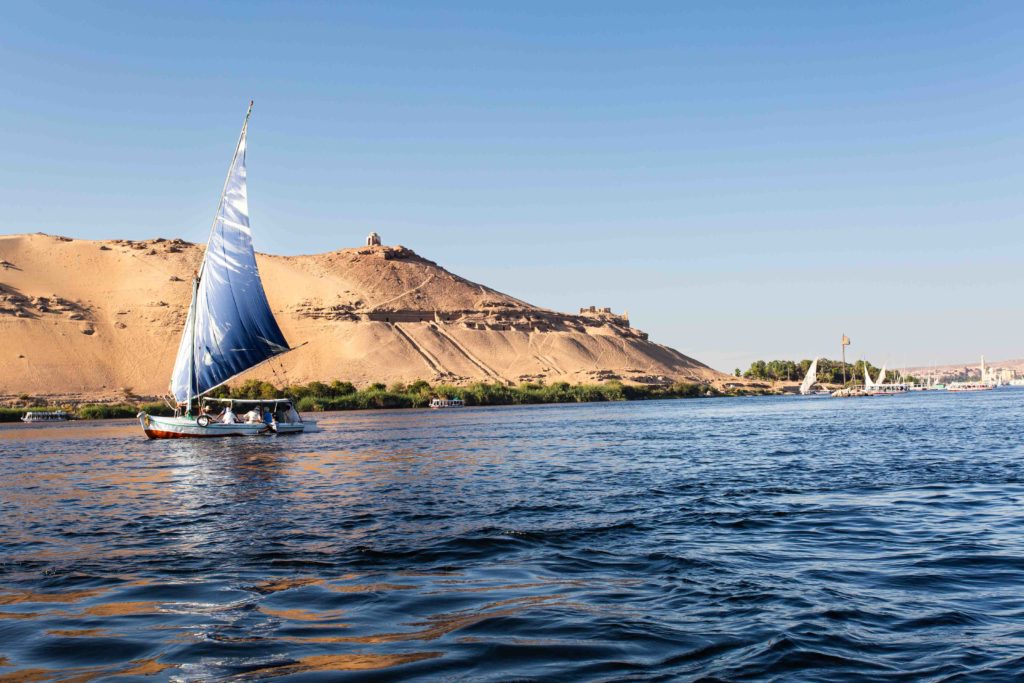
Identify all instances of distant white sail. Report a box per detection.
[876,364,887,386]
[169,104,290,404]
[799,357,819,395]
[863,363,874,389]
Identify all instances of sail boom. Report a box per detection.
[194,349,287,400]
[194,341,308,399]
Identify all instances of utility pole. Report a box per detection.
[841,334,851,386]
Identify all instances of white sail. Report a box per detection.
[863,363,874,389]
[876,364,887,386]
[170,280,199,406]
[169,103,290,404]
[799,357,819,395]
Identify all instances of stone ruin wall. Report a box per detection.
[292,302,648,340]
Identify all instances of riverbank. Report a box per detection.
[1,379,775,422]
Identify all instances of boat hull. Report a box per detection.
[271,422,305,434]
[138,413,270,439]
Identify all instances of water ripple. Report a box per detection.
[2,392,1024,679]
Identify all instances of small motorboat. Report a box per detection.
[21,410,70,423]
[429,397,465,409]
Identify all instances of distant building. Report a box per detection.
[578,306,630,327]
[366,232,381,246]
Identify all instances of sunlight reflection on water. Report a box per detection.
[2,394,1024,679]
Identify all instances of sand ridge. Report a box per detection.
[0,233,725,400]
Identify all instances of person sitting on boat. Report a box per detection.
[243,407,261,424]
[263,407,274,425]
[221,405,238,424]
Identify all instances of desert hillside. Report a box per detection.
[0,233,724,401]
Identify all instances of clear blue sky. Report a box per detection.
[2,1,1022,372]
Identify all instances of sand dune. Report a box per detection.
[0,233,724,400]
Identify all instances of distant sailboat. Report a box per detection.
[799,357,819,395]
[948,355,996,393]
[863,363,874,390]
[137,103,303,438]
[864,361,907,395]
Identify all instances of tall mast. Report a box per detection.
[841,333,850,386]
[186,276,199,412]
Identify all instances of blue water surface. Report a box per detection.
[2,391,1023,681]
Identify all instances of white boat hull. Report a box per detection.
[271,421,305,434]
[138,413,269,439]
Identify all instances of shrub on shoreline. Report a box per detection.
[76,403,139,420]
[286,378,723,412]
[2,379,767,422]
[0,400,176,422]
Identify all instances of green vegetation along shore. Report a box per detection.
[1,378,771,422]
[739,358,918,385]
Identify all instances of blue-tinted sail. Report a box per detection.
[170,107,289,403]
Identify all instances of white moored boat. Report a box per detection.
[21,410,70,423]
[947,382,993,393]
[947,356,995,393]
[137,102,303,439]
[862,363,907,396]
[429,397,464,409]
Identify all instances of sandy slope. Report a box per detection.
[0,233,725,400]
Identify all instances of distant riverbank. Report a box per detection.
[1,379,774,422]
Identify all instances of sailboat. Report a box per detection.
[864,362,907,395]
[138,102,303,438]
[948,356,995,392]
[863,363,874,391]
[799,357,819,395]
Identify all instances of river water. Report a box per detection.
[2,392,1024,681]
